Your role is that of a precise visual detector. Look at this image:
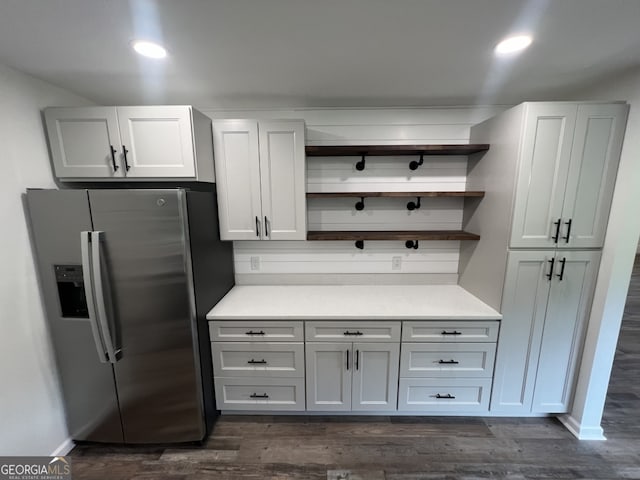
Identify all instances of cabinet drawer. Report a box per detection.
[398,378,492,412]
[400,343,496,378]
[214,377,305,411]
[209,321,303,342]
[211,342,304,378]
[402,321,499,342]
[305,322,401,342]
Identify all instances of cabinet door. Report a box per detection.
[258,120,306,240]
[559,104,628,248]
[510,104,577,248]
[532,250,600,413]
[305,342,351,411]
[44,107,124,178]
[490,251,552,413]
[352,343,399,411]
[116,106,196,178]
[213,119,263,240]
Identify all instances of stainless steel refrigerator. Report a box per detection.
[26,188,234,444]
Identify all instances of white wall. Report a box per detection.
[0,63,92,455]
[561,67,640,438]
[203,107,506,284]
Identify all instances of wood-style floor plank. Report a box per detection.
[69,256,640,480]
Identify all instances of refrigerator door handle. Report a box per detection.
[91,231,120,364]
[81,231,109,363]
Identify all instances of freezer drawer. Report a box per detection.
[400,343,496,378]
[209,321,304,342]
[214,377,305,411]
[402,321,499,342]
[211,342,304,378]
[305,321,401,342]
[398,378,492,412]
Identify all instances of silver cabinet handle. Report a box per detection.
[81,232,108,363]
[91,231,119,363]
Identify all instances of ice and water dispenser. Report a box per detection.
[54,264,89,318]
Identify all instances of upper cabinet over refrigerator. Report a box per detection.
[510,103,628,249]
[44,105,215,182]
[212,119,306,241]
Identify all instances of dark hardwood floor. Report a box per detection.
[69,257,640,479]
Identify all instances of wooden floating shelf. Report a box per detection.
[305,144,490,157]
[307,230,481,241]
[306,191,485,198]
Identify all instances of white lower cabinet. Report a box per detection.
[214,377,305,411]
[491,250,600,414]
[400,343,496,378]
[305,342,400,412]
[210,319,500,415]
[210,321,305,411]
[211,342,304,378]
[398,321,498,413]
[398,378,492,412]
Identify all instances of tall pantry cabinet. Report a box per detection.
[464,102,628,415]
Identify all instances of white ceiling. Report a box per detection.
[0,0,639,107]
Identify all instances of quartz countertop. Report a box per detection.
[206,285,501,321]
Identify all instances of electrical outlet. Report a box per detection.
[250,256,260,271]
[392,256,402,270]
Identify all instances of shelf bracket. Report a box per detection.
[355,154,366,171]
[355,197,365,211]
[405,240,419,249]
[355,240,364,249]
[409,153,424,171]
[407,197,421,211]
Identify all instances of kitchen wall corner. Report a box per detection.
[0,61,94,455]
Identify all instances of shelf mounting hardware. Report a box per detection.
[409,153,424,171]
[355,154,366,171]
[405,240,419,249]
[407,197,421,211]
[355,240,364,250]
[355,197,365,211]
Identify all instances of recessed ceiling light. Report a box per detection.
[131,40,167,59]
[495,35,532,55]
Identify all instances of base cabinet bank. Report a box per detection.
[207,285,503,415]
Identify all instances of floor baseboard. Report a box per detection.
[50,437,74,456]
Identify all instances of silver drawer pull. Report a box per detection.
[438,359,459,365]
[435,393,456,399]
[247,359,267,365]
[250,393,269,399]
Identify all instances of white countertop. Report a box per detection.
[206,285,501,320]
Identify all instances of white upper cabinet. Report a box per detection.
[116,106,196,178]
[213,119,306,241]
[511,104,576,248]
[44,106,215,182]
[510,103,628,249]
[44,107,124,178]
[212,120,263,240]
[559,104,628,248]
